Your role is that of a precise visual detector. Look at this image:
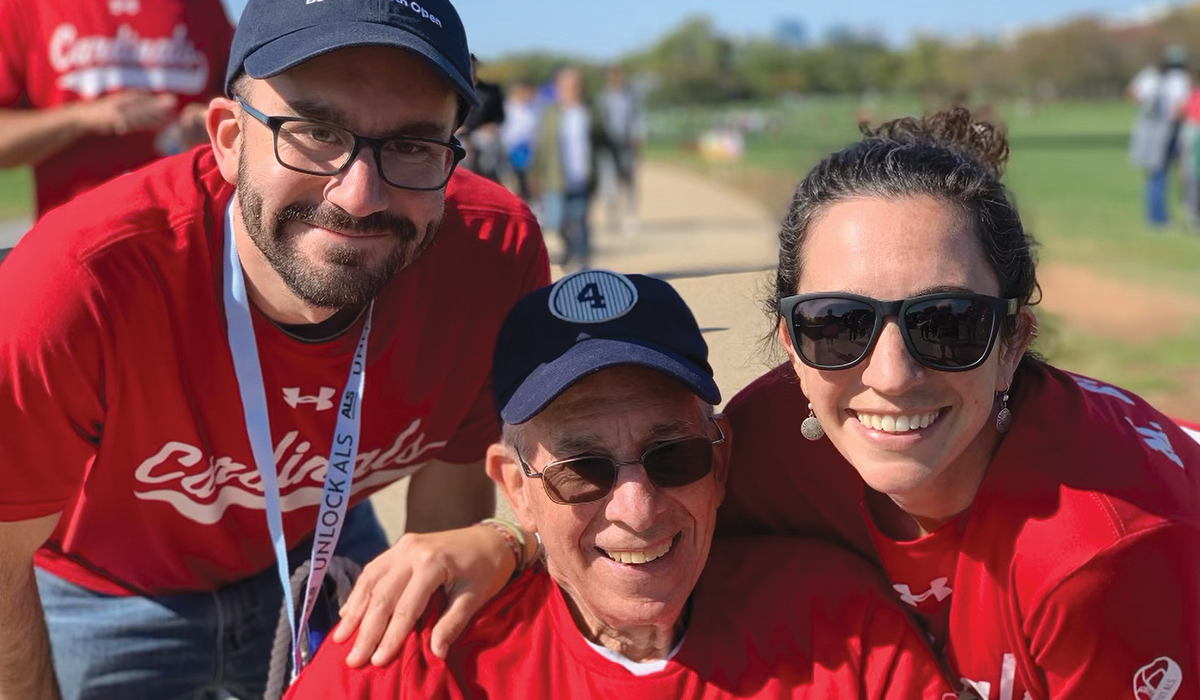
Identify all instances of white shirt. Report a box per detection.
[1130,66,1191,117]
[560,104,591,191]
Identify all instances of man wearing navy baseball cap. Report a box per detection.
[0,0,549,697]
[282,270,951,699]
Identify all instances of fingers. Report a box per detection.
[107,91,177,135]
[361,564,446,667]
[331,568,375,643]
[428,589,482,659]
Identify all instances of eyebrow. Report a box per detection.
[910,284,979,297]
[281,97,453,140]
[544,418,701,458]
[840,285,980,299]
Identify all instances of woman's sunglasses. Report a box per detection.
[516,420,725,505]
[778,291,1019,372]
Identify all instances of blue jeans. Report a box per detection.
[37,503,389,700]
[1146,129,1181,227]
[1146,166,1170,226]
[561,188,592,270]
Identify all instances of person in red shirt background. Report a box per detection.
[0,0,234,218]
[286,270,954,700]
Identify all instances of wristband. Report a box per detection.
[478,518,523,573]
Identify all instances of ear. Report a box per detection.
[207,95,242,186]
[775,318,809,397]
[710,412,732,504]
[996,306,1037,391]
[485,442,537,533]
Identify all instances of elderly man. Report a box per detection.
[0,0,548,696]
[285,270,951,698]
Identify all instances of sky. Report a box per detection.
[220,0,1186,60]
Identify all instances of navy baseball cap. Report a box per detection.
[225,0,478,106]
[493,270,721,425]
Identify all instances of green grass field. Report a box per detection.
[0,167,33,221]
[646,97,1200,416]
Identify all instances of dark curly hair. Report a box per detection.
[769,107,1040,347]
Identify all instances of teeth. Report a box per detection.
[855,410,940,434]
[603,539,673,565]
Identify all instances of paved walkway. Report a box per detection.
[0,217,29,250]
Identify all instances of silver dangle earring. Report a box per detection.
[995,389,1013,434]
[801,403,825,441]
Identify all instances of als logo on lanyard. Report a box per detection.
[222,204,371,675]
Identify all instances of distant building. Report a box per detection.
[773,18,807,49]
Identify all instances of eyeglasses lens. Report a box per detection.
[792,298,877,368]
[277,122,354,173]
[903,298,996,369]
[543,457,613,504]
[642,437,715,488]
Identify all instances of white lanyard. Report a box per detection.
[222,204,371,675]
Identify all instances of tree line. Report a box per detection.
[479,5,1200,105]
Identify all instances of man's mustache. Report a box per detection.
[274,203,418,240]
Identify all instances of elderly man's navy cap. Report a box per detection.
[225,0,478,106]
[493,270,721,425]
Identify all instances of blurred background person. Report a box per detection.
[1180,69,1200,229]
[0,0,234,219]
[531,67,604,271]
[1128,44,1191,228]
[598,66,643,236]
[501,82,539,201]
[459,54,506,183]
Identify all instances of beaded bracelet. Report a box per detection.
[478,518,524,573]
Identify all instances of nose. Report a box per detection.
[324,145,390,218]
[603,463,663,533]
[859,317,925,394]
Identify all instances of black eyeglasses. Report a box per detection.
[235,97,466,191]
[516,420,726,505]
[779,291,1019,372]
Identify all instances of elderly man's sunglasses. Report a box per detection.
[779,291,1019,372]
[516,420,725,505]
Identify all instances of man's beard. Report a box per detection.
[236,156,441,310]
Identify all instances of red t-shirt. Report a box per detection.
[285,537,955,700]
[720,362,1200,700]
[0,0,233,216]
[0,147,550,595]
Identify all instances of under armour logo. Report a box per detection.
[893,577,953,607]
[282,387,336,411]
[1127,418,1185,469]
[108,0,140,15]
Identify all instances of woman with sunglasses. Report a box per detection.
[720,107,1200,700]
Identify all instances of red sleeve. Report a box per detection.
[1027,523,1200,699]
[717,366,879,562]
[433,218,550,465]
[284,602,468,700]
[857,588,956,699]
[0,226,111,520]
[0,0,29,106]
[433,372,500,464]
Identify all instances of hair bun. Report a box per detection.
[862,106,1009,178]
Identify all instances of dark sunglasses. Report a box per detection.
[779,291,1019,372]
[516,420,725,505]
